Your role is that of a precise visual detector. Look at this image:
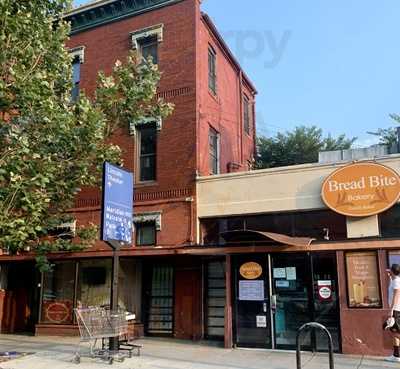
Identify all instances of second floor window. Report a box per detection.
[135,221,156,246]
[71,57,80,102]
[243,95,251,135]
[209,127,220,175]
[139,36,158,64]
[138,125,157,182]
[208,46,217,95]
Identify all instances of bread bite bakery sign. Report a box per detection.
[322,162,400,217]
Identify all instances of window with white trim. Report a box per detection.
[130,24,163,65]
[209,127,220,175]
[208,46,217,95]
[137,124,157,182]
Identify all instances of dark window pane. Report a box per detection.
[140,155,156,182]
[140,36,158,64]
[246,213,294,236]
[209,127,219,174]
[293,210,347,240]
[243,95,250,134]
[136,222,156,246]
[208,47,217,94]
[380,204,400,238]
[139,125,157,181]
[72,61,80,84]
[71,60,80,102]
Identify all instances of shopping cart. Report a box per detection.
[73,307,129,365]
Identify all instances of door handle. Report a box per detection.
[271,295,277,311]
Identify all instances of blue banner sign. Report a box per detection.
[101,162,133,245]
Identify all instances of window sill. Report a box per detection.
[135,181,158,188]
[208,90,218,102]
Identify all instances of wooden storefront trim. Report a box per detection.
[1,238,400,263]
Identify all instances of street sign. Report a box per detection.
[101,162,134,247]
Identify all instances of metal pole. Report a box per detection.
[296,322,334,369]
[109,247,120,352]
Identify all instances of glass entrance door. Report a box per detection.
[234,255,271,348]
[271,252,340,351]
[271,253,312,349]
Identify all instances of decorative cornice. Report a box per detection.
[129,116,162,136]
[69,46,85,63]
[133,211,162,230]
[65,0,184,35]
[130,23,164,50]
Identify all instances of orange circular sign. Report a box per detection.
[45,302,71,324]
[240,262,263,279]
[321,162,400,217]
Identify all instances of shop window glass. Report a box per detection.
[293,210,347,240]
[389,250,400,267]
[41,261,75,324]
[77,259,112,308]
[380,204,400,238]
[246,213,293,236]
[345,251,382,308]
[119,259,142,321]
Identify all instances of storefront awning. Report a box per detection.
[219,230,314,247]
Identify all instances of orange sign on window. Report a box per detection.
[321,162,400,217]
[240,262,263,279]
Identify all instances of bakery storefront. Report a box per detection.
[197,155,400,356]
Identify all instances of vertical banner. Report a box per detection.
[101,162,134,246]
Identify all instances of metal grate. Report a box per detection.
[206,261,226,338]
[147,266,174,335]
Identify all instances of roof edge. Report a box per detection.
[201,12,257,95]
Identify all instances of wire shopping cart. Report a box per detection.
[73,307,129,365]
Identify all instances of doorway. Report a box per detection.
[2,262,40,333]
[271,252,340,351]
[234,255,272,349]
[233,253,340,351]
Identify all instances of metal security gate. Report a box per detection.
[145,265,174,335]
[205,260,226,339]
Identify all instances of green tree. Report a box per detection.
[367,114,399,147]
[0,0,172,270]
[256,126,356,169]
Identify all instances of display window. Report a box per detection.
[345,251,382,308]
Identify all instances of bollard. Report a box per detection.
[296,322,334,369]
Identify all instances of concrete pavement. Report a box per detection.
[0,334,398,369]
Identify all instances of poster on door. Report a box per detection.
[239,280,264,301]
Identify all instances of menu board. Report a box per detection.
[346,251,381,308]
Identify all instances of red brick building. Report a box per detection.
[0,0,256,341]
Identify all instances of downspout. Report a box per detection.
[239,71,244,165]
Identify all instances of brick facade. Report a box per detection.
[65,0,256,249]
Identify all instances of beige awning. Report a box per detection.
[219,230,314,247]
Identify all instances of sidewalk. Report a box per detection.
[0,334,398,369]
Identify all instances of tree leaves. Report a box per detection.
[256,125,357,169]
[0,0,173,271]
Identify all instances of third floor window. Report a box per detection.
[139,36,158,64]
[243,95,251,135]
[208,46,217,95]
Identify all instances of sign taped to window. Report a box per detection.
[239,280,264,301]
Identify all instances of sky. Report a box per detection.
[73,0,400,147]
